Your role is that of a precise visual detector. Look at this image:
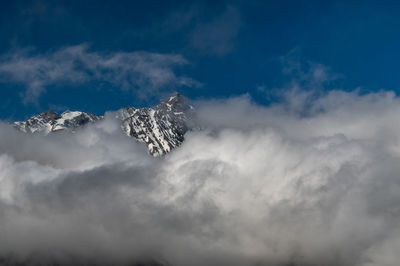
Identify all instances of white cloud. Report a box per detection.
[0,44,200,104]
[1,90,400,265]
[260,48,345,114]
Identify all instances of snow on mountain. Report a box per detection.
[115,92,194,156]
[13,93,194,156]
[13,110,101,134]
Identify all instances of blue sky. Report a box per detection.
[1,0,400,120]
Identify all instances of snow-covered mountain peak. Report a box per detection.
[13,93,195,156]
[13,110,60,134]
[160,92,193,112]
[14,110,101,134]
[40,110,61,121]
[116,93,194,156]
[52,111,101,132]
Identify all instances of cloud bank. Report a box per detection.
[0,44,199,104]
[1,90,400,265]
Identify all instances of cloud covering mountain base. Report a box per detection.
[1,90,400,266]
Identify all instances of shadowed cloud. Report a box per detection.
[0,90,400,265]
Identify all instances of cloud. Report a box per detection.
[2,90,400,265]
[0,44,200,104]
[280,48,342,87]
[258,48,345,114]
[190,6,241,56]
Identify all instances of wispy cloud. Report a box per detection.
[280,48,342,88]
[258,48,344,114]
[0,44,200,104]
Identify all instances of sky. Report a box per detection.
[1,0,400,120]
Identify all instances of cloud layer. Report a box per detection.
[1,90,400,265]
[0,44,199,104]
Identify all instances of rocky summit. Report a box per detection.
[13,93,194,156]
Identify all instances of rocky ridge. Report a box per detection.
[13,93,194,156]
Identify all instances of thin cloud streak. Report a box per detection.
[0,44,200,104]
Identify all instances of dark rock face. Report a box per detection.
[13,93,194,156]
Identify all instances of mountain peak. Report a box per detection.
[14,109,100,134]
[159,92,192,113]
[116,93,194,156]
[38,110,61,121]
[14,94,194,156]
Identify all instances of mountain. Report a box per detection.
[116,93,194,156]
[13,110,101,134]
[13,93,194,156]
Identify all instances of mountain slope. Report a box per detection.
[13,110,101,134]
[115,93,194,156]
[13,93,194,156]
